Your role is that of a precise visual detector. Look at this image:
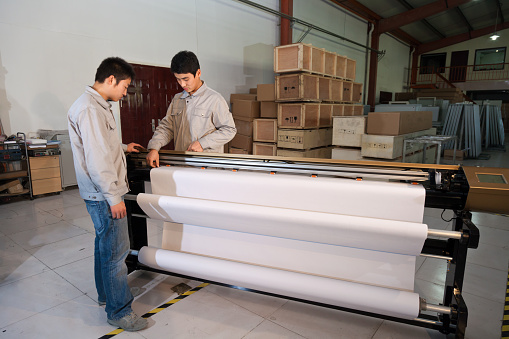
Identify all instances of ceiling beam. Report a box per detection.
[394,0,445,39]
[416,21,509,54]
[329,0,422,45]
[496,0,505,23]
[379,0,473,34]
[456,7,473,32]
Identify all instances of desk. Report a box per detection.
[402,135,457,164]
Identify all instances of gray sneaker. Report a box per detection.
[107,311,148,331]
[98,287,143,306]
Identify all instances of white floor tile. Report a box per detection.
[476,224,509,248]
[53,255,96,299]
[372,320,449,339]
[243,319,306,339]
[67,215,95,233]
[0,210,62,236]
[269,300,382,339]
[466,239,509,271]
[462,262,507,303]
[414,279,446,305]
[139,288,263,339]
[28,233,95,269]
[0,234,26,257]
[205,284,287,318]
[415,257,447,285]
[0,295,108,339]
[47,203,90,221]
[0,251,48,287]
[0,270,83,328]
[8,221,87,250]
[471,212,509,230]
[463,292,504,339]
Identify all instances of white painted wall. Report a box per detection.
[0,0,278,136]
[0,0,414,136]
[292,0,369,86]
[377,34,411,102]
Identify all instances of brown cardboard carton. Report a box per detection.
[253,119,277,143]
[257,84,275,101]
[366,111,432,136]
[443,149,465,161]
[232,100,260,119]
[234,119,253,136]
[230,93,257,103]
[260,102,277,118]
[230,133,253,153]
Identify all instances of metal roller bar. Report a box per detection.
[419,253,453,261]
[427,229,462,240]
[424,303,452,315]
[132,153,430,181]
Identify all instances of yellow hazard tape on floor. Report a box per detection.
[502,272,509,339]
[98,283,209,339]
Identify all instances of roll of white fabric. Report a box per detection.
[138,246,421,320]
[137,193,428,256]
[149,166,425,223]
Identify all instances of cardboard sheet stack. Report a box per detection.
[332,111,437,163]
[229,90,257,154]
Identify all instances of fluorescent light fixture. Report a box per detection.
[490,33,500,40]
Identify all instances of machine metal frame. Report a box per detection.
[125,151,479,339]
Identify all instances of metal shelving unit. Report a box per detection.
[0,132,32,199]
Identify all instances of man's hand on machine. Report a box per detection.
[146,149,160,168]
[187,140,203,152]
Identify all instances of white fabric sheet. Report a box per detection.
[149,167,426,223]
[138,246,421,320]
[137,193,427,256]
[161,223,416,291]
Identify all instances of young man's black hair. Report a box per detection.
[170,51,200,76]
[95,57,135,83]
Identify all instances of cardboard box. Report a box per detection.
[361,128,436,159]
[278,128,332,150]
[230,93,257,103]
[277,146,332,159]
[331,147,363,161]
[276,74,320,102]
[253,142,277,156]
[366,111,433,136]
[332,116,367,147]
[257,84,275,101]
[249,88,257,94]
[253,119,277,142]
[230,133,253,153]
[443,149,465,161]
[278,103,319,129]
[232,100,260,119]
[260,102,278,118]
[234,119,253,136]
[229,147,249,154]
[274,43,325,75]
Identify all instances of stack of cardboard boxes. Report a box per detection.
[274,43,363,158]
[332,111,438,163]
[229,85,278,154]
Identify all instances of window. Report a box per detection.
[420,53,446,74]
[474,47,506,71]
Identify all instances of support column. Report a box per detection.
[367,25,380,110]
[280,0,293,46]
[410,48,419,88]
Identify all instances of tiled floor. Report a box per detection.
[0,143,507,339]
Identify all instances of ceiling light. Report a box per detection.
[490,33,500,40]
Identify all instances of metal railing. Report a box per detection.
[411,63,509,88]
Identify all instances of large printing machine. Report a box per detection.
[124,150,509,339]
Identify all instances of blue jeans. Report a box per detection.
[85,199,133,320]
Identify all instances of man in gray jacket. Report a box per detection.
[146,51,236,167]
[68,57,147,331]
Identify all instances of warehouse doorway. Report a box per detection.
[119,64,181,150]
[449,50,469,83]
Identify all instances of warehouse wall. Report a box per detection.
[292,0,411,105]
[418,33,509,67]
[376,34,411,102]
[0,0,278,136]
